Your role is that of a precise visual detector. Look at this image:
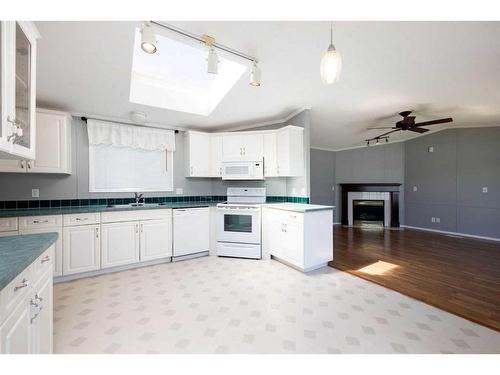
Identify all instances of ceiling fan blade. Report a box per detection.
[378,129,401,138]
[409,127,429,133]
[367,127,395,130]
[415,118,453,126]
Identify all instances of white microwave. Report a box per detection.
[222,161,264,180]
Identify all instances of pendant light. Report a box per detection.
[250,61,261,87]
[141,22,157,54]
[320,23,341,84]
[207,46,219,74]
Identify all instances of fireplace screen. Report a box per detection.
[353,200,384,224]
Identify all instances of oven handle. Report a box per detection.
[216,207,261,212]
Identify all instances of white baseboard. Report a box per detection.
[401,225,500,242]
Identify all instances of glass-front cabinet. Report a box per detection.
[0,21,39,159]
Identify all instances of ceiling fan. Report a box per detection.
[365,111,453,145]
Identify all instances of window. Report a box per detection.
[87,119,175,192]
[129,28,248,116]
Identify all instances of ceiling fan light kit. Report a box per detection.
[365,111,453,146]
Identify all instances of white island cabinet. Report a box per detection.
[263,204,334,272]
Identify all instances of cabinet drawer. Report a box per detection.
[63,212,100,226]
[266,208,304,224]
[285,212,304,224]
[0,264,33,320]
[33,245,55,280]
[0,217,18,232]
[19,215,62,230]
[101,209,172,223]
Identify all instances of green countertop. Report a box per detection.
[0,202,217,218]
[264,203,335,213]
[0,232,58,291]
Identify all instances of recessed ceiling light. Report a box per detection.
[141,23,157,54]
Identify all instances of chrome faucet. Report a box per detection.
[134,192,144,205]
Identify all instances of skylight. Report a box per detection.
[129,28,248,116]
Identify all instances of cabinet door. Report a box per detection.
[263,132,278,177]
[9,22,37,160]
[30,110,71,174]
[241,133,264,161]
[185,132,210,177]
[101,222,140,269]
[0,159,26,172]
[282,221,303,265]
[31,272,53,354]
[62,224,100,275]
[222,134,243,160]
[276,126,304,176]
[140,218,172,262]
[0,298,31,354]
[210,134,223,177]
[20,227,63,277]
[267,218,284,257]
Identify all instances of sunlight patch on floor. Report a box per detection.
[357,260,400,275]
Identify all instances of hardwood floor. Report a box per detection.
[329,226,500,332]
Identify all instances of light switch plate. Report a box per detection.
[482,187,488,193]
[436,217,441,223]
[413,186,418,192]
[175,188,183,195]
[32,189,39,198]
[428,146,434,153]
[332,186,335,191]
[431,217,436,223]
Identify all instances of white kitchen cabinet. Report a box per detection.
[263,132,278,177]
[184,131,210,177]
[276,126,304,177]
[210,134,223,177]
[222,133,263,161]
[0,296,31,354]
[101,221,140,268]
[62,224,100,275]
[20,227,63,277]
[0,108,72,174]
[140,218,172,262]
[0,22,40,160]
[30,270,52,354]
[264,207,333,272]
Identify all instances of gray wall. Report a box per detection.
[310,148,335,206]
[405,127,500,238]
[0,110,311,201]
[331,142,405,223]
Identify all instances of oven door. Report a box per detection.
[217,207,261,244]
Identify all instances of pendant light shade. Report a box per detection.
[141,23,157,54]
[250,61,261,87]
[320,24,341,84]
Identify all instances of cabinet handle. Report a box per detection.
[95,227,99,238]
[30,305,43,324]
[33,220,49,224]
[35,294,43,302]
[219,167,222,175]
[135,224,139,234]
[243,147,246,155]
[20,160,25,169]
[14,278,29,292]
[190,166,193,175]
[41,255,51,263]
[27,160,32,169]
[76,217,88,221]
[141,224,143,233]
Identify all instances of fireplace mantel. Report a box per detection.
[339,183,401,227]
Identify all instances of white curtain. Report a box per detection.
[87,119,176,152]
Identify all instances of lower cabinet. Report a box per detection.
[140,219,173,262]
[30,270,53,354]
[62,224,101,275]
[20,227,63,277]
[0,298,31,354]
[267,214,303,265]
[101,222,140,269]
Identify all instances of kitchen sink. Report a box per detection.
[106,203,163,208]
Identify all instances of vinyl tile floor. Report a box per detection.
[53,256,500,354]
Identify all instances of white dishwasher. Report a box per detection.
[173,207,210,257]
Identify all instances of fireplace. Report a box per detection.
[340,183,401,228]
[353,200,384,225]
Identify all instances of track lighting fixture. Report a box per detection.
[250,61,261,87]
[365,136,389,147]
[141,22,157,54]
[207,47,219,74]
[320,23,342,84]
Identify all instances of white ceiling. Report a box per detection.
[35,21,500,150]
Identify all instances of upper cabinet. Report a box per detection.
[0,21,40,160]
[184,131,210,177]
[276,126,304,176]
[183,125,304,179]
[222,133,263,161]
[0,108,72,174]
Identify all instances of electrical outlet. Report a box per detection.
[431,217,436,223]
[413,186,418,192]
[175,188,183,195]
[32,189,39,198]
[428,146,434,153]
[482,187,488,193]
[436,217,441,223]
[331,186,335,191]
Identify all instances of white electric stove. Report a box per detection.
[216,187,266,259]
